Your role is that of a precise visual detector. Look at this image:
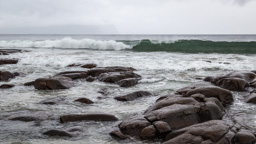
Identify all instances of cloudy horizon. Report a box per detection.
[0,0,255,34]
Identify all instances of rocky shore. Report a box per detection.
[1,49,256,144]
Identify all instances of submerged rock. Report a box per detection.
[60,114,118,123]
[55,71,89,80]
[0,71,16,81]
[0,49,28,55]
[0,84,14,89]
[81,63,97,69]
[75,98,94,104]
[115,91,154,101]
[34,76,74,90]
[0,59,19,65]
[117,78,139,87]
[43,130,72,137]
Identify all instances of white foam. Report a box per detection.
[0,37,131,50]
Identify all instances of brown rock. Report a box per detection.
[9,116,38,122]
[117,78,139,87]
[153,121,171,134]
[140,125,157,140]
[245,92,256,104]
[75,98,94,104]
[145,104,201,130]
[85,76,95,82]
[0,59,19,65]
[109,129,129,140]
[0,84,14,89]
[186,86,233,105]
[164,120,232,143]
[144,96,199,114]
[233,129,256,144]
[205,71,256,91]
[60,114,118,123]
[34,76,74,90]
[43,130,72,137]
[115,91,154,101]
[24,81,35,86]
[98,72,141,84]
[81,63,97,69]
[119,116,151,137]
[0,71,15,81]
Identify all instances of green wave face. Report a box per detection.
[132,39,256,54]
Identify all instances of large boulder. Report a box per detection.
[60,114,118,123]
[34,76,74,90]
[164,120,234,144]
[183,86,233,105]
[112,86,233,141]
[0,59,19,65]
[204,71,256,91]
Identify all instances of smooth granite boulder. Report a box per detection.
[204,71,256,91]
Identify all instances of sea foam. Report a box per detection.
[0,37,131,50]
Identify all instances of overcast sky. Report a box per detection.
[0,0,255,34]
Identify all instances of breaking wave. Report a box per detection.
[0,37,131,50]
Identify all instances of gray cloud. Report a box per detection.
[0,0,255,34]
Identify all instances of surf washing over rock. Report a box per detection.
[1,34,256,144]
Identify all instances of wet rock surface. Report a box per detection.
[0,71,16,81]
[34,76,74,90]
[112,86,237,142]
[115,91,154,101]
[75,98,94,104]
[0,59,19,65]
[204,71,256,91]
[60,114,118,123]
[0,84,14,89]
[43,130,72,137]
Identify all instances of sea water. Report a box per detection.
[1,34,256,144]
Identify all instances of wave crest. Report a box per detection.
[0,37,131,50]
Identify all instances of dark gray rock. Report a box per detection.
[115,91,154,101]
[0,84,14,89]
[117,78,139,87]
[34,76,74,90]
[43,130,72,137]
[75,98,94,104]
[0,71,16,81]
[0,59,19,65]
[60,114,118,123]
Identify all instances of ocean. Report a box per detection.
[1,34,256,143]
